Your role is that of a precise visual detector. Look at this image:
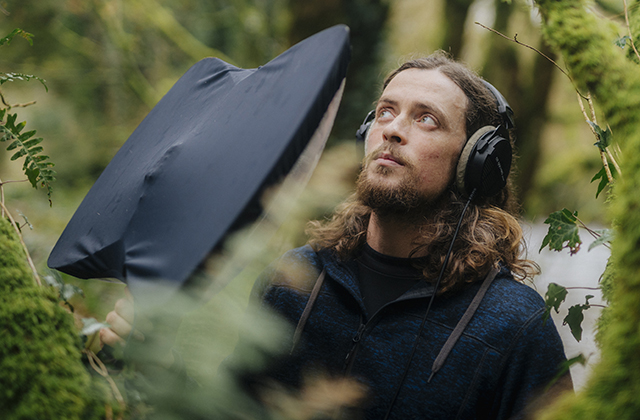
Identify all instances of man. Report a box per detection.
[102,51,569,419]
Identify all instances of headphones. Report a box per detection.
[355,80,514,199]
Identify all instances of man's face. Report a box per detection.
[357,68,468,211]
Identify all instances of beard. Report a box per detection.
[356,147,445,217]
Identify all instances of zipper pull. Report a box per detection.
[352,323,366,343]
[343,323,366,370]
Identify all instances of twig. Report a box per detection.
[0,179,29,186]
[474,22,588,98]
[577,93,615,183]
[11,100,37,108]
[0,176,4,218]
[575,214,611,249]
[0,91,10,108]
[586,93,597,124]
[0,200,41,286]
[565,286,602,290]
[84,349,125,419]
[623,0,640,62]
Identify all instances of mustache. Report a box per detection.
[365,145,410,167]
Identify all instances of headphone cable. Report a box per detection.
[382,189,476,420]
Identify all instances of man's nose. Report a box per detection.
[382,115,409,145]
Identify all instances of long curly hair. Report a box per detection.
[306,52,539,293]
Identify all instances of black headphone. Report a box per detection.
[355,80,514,199]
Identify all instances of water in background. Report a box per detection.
[524,222,609,391]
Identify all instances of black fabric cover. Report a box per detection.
[48,25,350,292]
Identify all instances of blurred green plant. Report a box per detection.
[0,28,55,205]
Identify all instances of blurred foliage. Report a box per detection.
[0,217,110,419]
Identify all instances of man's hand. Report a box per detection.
[100,288,144,347]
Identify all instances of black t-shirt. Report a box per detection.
[356,244,428,318]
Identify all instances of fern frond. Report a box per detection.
[0,72,48,91]
[0,111,55,205]
[0,29,33,47]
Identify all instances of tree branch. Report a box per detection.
[623,0,640,62]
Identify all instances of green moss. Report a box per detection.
[534,0,640,418]
[0,217,109,419]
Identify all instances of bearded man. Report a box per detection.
[102,51,570,419]
[241,52,570,419]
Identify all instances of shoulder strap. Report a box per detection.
[290,268,326,354]
[428,266,500,382]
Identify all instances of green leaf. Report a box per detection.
[25,167,40,188]
[81,318,110,337]
[0,112,55,204]
[540,209,582,254]
[589,229,614,251]
[543,283,568,323]
[0,28,33,47]
[615,35,630,48]
[10,148,27,160]
[563,295,593,342]
[591,167,608,199]
[588,121,612,151]
[44,273,64,289]
[0,72,47,91]
[17,210,33,230]
[61,283,84,302]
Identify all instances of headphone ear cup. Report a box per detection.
[456,126,495,197]
[457,125,512,198]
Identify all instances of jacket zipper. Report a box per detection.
[343,317,366,373]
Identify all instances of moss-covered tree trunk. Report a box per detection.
[533,0,640,418]
[0,217,107,419]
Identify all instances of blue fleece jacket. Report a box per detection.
[251,245,569,419]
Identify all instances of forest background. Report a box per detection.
[0,0,629,416]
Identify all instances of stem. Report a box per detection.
[623,0,640,62]
[577,93,616,183]
[607,147,623,175]
[0,179,29,185]
[475,22,588,98]
[575,215,611,250]
[0,176,4,219]
[600,150,615,183]
[0,200,41,286]
[587,93,597,124]
[565,286,602,290]
[84,349,126,418]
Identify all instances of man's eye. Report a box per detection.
[420,115,437,126]
[378,109,392,119]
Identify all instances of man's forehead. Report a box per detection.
[377,69,467,121]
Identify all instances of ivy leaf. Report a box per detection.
[589,229,614,251]
[17,210,33,230]
[82,318,110,336]
[25,167,40,188]
[543,283,568,323]
[540,209,582,254]
[588,121,612,151]
[563,295,594,342]
[591,166,615,199]
[60,283,84,302]
[43,271,84,312]
[615,35,630,49]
